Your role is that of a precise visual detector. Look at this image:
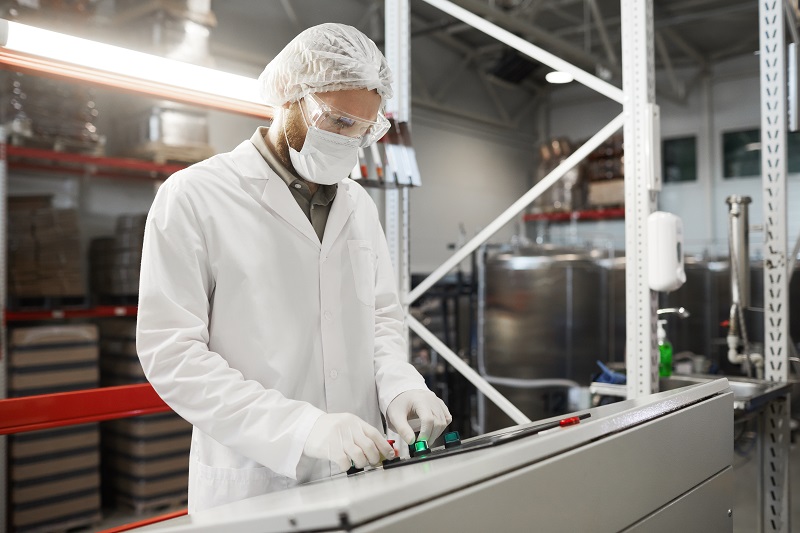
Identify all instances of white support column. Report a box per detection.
[384,0,412,347]
[621,0,659,398]
[758,1,792,530]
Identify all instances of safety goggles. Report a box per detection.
[301,93,390,148]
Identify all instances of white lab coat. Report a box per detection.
[136,137,427,513]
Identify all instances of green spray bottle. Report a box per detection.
[657,319,673,377]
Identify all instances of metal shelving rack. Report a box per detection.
[0,29,272,529]
[757,1,792,531]
[0,2,791,530]
[523,207,625,223]
[5,305,137,321]
[6,145,185,181]
[393,0,792,529]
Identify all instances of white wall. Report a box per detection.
[543,53,800,259]
[407,116,534,273]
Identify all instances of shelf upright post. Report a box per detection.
[0,125,7,531]
[620,0,659,398]
[758,0,792,530]
[384,0,412,351]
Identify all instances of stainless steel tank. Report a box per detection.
[479,244,607,431]
[604,256,733,371]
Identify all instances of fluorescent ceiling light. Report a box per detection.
[0,19,268,117]
[545,71,574,84]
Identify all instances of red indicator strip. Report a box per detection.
[559,416,582,427]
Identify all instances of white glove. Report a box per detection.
[303,413,395,471]
[386,390,452,444]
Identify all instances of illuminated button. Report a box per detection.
[413,440,430,455]
[443,431,461,449]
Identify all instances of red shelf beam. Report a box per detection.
[6,145,186,180]
[5,305,138,322]
[523,207,625,222]
[0,384,171,435]
[97,510,188,533]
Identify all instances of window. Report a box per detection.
[662,136,697,183]
[723,127,800,178]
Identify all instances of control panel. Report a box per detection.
[345,413,590,476]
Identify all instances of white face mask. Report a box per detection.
[286,123,360,186]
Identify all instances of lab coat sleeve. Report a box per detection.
[136,176,324,479]
[371,212,428,415]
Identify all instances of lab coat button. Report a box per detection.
[324,310,333,321]
[329,369,338,379]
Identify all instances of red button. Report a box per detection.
[559,416,581,427]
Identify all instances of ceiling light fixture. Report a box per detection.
[0,19,270,118]
[545,71,574,84]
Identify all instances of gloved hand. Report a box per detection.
[386,389,452,444]
[303,413,395,471]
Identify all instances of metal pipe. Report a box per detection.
[409,112,624,304]
[406,314,532,425]
[657,307,690,318]
[726,195,751,309]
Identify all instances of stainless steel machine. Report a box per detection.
[477,243,608,431]
[138,379,734,533]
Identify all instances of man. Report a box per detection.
[136,23,451,514]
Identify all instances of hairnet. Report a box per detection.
[258,23,393,107]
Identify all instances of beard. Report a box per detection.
[275,102,307,174]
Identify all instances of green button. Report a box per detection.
[414,440,429,452]
[444,431,461,443]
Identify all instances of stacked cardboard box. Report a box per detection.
[8,325,101,533]
[90,214,147,302]
[0,70,105,155]
[586,132,625,208]
[8,197,86,303]
[100,319,191,513]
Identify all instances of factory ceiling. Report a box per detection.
[208,0,769,132]
[0,0,773,136]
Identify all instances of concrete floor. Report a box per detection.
[731,423,798,532]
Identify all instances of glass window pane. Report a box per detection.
[723,128,760,178]
[662,136,697,183]
[723,128,800,177]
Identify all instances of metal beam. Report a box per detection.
[588,0,619,66]
[655,30,684,99]
[408,113,624,304]
[511,94,543,127]
[420,0,624,103]
[407,315,531,425]
[621,0,659,399]
[432,54,473,101]
[443,0,618,75]
[758,0,791,529]
[784,0,800,45]
[412,96,538,134]
[659,27,708,70]
[478,71,511,122]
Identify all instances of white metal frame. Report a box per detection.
[395,0,660,429]
[621,0,659,398]
[758,1,792,530]
[383,0,410,313]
